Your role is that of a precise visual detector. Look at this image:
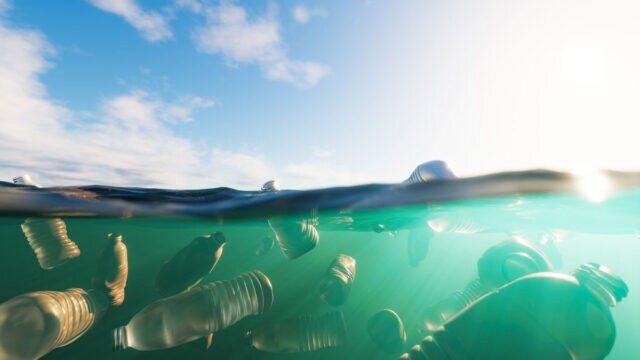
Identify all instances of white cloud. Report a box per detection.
[285,163,370,189]
[87,0,172,42]
[173,0,203,14]
[292,5,326,24]
[0,18,349,189]
[311,146,332,158]
[101,91,214,127]
[210,148,274,187]
[0,20,269,189]
[193,2,330,87]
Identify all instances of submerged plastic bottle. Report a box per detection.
[0,288,108,360]
[21,218,81,270]
[154,232,225,297]
[319,254,357,306]
[420,237,553,333]
[92,233,128,306]
[403,263,628,360]
[249,311,347,353]
[113,271,273,351]
[268,217,319,260]
[368,309,406,354]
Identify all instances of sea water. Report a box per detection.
[0,171,638,359]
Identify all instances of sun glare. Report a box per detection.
[563,42,603,84]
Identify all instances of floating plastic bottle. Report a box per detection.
[261,180,319,259]
[407,225,434,267]
[154,232,226,297]
[12,174,38,187]
[420,238,553,333]
[114,270,273,352]
[268,217,319,260]
[319,254,357,306]
[261,180,280,192]
[255,236,275,256]
[403,263,628,360]
[92,233,128,306]
[249,311,347,353]
[0,288,108,360]
[368,309,406,354]
[403,160,456,184]
[21,218,81,270]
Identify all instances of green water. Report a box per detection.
[0,190,638,359]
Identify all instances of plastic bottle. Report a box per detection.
[249,311,347,353]
[154,232,225,297]
[420,238,553,333]
[113,270,273,351]
[268,217,319,260]
[92,233,128,306]
[21,218,81,270]
[368,309,406,354]
[403,263,628,360]
[255,236,275,256]
[403,161,456,184]
[0,288,108,360]
[260,180,320,259]
[319,254,357,306]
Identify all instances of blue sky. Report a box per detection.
[1,0,639,189]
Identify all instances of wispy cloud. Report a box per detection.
[173,0,203,14]
[193,2,330,87]
[291,5,326,24]
[311,146,333,158]
[0,18,356,189]
[285,162,370,188]
[86,0,172,42]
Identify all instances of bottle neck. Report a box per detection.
[113,326,128,351]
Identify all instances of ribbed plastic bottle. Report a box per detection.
[0,288,108,360]
[268,217,319,260]
[403,263,628,360]
[21,218,81,270]
[113,271,273,351]
[420,238,553,333]
[319,254,357,306]
[403,160,456,184]
[260,180,319,259]
[92,233,128,306]
[249,311,347,353]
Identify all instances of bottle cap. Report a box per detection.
[573,262,628,307]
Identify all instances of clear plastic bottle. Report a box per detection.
[92,233,128,306]
[249,311,347,353]
[420,237,553,333]
[113,270,273,351]
[21,218,81,270]
[154,232,225,297]
[368,309,406,354]
[268,217,319,260]
[319,254,357,306]
[0,288,108,360]
[403,160,456,184]
[404,263,628,360]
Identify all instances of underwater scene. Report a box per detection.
[0,167,639,360]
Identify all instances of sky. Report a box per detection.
[1,0,640,189]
